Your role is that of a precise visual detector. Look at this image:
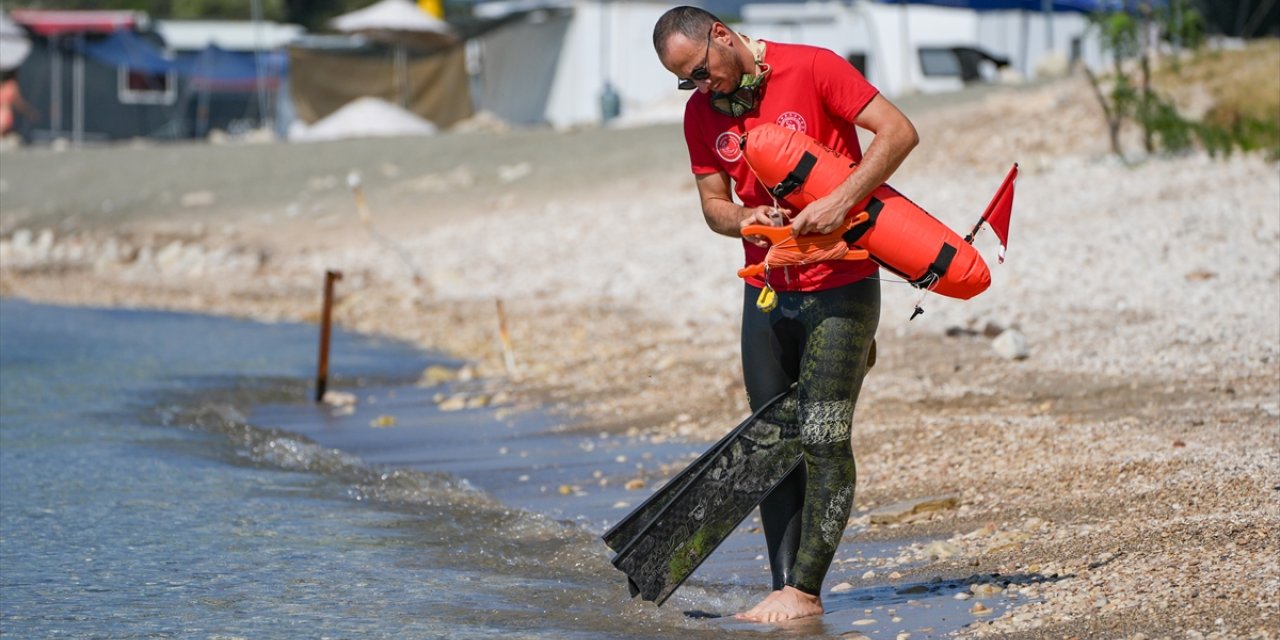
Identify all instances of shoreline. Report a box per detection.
[2,76,1278,638]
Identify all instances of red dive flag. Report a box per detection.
[968,163,1018,263]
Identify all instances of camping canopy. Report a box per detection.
[1,12,32,71]
[71,30,287,88]
[9,9,140,36]
[330,0,455,49]
[77,29,174,75]
[328,0,458,107]
[178,44,286,90]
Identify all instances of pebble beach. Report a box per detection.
[1,73,1277,638]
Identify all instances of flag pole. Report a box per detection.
[965,162,1018,244]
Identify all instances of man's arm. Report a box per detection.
[789,94,919,235]
[695,170,781,245]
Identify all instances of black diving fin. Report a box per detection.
[601,390,802,605]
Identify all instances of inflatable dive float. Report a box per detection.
[740,122,1006,301]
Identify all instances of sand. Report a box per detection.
[1,76,1277,639]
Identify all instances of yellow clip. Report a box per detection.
[756,284,778,313]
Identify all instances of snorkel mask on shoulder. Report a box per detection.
[710,63,770,117]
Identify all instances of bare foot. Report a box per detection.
[735,586,824,622]
[733,588,782,620]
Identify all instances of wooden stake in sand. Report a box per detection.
[316,269,343,403]
[348,171,426,286]
[495,298,518,378]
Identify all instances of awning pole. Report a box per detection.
[251,0,272,132]
[49,37,61,137]
[73,33,83,146]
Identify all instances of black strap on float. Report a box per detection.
[842,198,883,244]
[910,243,957,289]
[770,152,817,199]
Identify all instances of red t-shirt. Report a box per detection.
[684,41,880,292]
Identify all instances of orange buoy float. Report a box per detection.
[740,123,992,300]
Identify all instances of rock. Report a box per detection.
[971,583,1003,596]
[831,581,855,593]
[437,394,467,411]
[34,229,54,261]
[1034,51,1069,78]
[180,191,216,208]
[418,365,457,386]
[923,540,963,560]
[613,501,630,508]
[624,478,646,491]
[954,591,972,600]
[896,584,930,595]
[154,241,185,271]
[851,618,876,626]
[868,495,960,524]
[497,162,532,183]
[896,633,911,640]
[862,570,877,579]
[11,228,32,254]
[970,602,993,615]
[322,390,358,407]
[992,329,1030,360]
[369,414,396,428]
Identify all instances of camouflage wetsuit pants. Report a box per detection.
[741,277,880,595]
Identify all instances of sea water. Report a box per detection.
[0,300,732,639]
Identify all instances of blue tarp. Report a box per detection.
[78,31,287,89]
[176,45,288,89]
[78,31,175,74]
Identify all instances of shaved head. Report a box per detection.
[653,6,721,58]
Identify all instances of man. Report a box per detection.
[652,6,919,622]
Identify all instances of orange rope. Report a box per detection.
[761,229,853,271]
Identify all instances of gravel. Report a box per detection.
[2,75,1277,638]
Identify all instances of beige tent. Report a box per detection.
[330,0,454,108]
[290,0,472,129]
[288,43,471,129]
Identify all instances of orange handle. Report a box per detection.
[741,224,792,243]
[742,211,871,244]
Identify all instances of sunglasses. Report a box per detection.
[676,25,714,91]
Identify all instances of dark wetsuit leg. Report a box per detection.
[742,278,880,595]
[742,284,805,591]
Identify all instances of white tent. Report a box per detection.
[470,0,680,129]
[330,0,456,106]
[0,12,32,72]
[331,0,453,46]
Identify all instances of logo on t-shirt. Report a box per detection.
[776,112,808,133]
[715,131,743,163]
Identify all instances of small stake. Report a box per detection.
[316,269,343,403]
[495,298,518,378]
[348,171,425,286]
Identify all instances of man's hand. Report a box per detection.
[790,192,852,236]
[740,205,790,247]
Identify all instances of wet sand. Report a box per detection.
[2,76,1277,638]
